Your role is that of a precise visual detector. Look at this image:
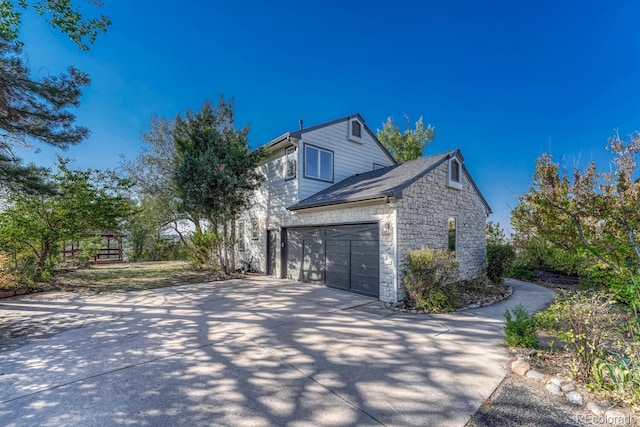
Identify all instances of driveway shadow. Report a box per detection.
[0,277,554,426]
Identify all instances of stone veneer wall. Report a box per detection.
[395,160,488,299]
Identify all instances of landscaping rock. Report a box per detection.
[525,370,545,380]
[605,410,629,426]
[600,399,612,408]
[528,349,538,357]
[545,383,563,396]
[565,391,583,405]
[560,383,575,393]
[549,377,563,386]
[511,360,531,376]
[587,402,603,416]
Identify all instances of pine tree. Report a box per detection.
[0,1,110,191]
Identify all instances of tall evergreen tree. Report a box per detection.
[173,96,266,272]
[0,1,110,191]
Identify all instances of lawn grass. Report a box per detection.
[50,261,213,293]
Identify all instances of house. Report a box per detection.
[237,114,491,303]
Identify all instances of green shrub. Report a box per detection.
[510,267,538,282]
[532,303,563,332]
[610,276,640,312]
[188,229,220,268]
[534,291,640,406]
[592,355,640,406]
[487,243,515,283]
[0,252,22,290]
[403,248,459,312]
[458,270,490,291]
[512,239,586,276]
[537,292,619,380]
[504,304,538,348]
[75,236,105,267]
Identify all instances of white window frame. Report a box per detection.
[238,220,246,252]
[251,218,259,240]
[348,118,364,143]
[448,217,457,256]
[304,144,334,182]
[448,157,463,189]
[284,146,297,180]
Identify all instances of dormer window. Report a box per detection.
[351,120,361,138]
[448,157,463,189]
[348,118,364,143]
[285,146,297,180]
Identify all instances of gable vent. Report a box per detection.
[451,159,460,182]
[448,157,463,190]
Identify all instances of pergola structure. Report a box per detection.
[63,231,125,264]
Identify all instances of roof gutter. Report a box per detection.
[287,192,394,212]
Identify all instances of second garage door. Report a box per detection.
[284,223,379,297]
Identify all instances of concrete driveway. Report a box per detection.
[0,277,554,426]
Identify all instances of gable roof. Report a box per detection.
[288,149,492,214]
[265,113,396,164]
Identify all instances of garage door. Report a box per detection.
[284,224,379,297]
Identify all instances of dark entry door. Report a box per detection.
[266,229,276,276]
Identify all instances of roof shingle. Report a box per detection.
[288,150,459,211]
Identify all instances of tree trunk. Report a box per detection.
[222,221,229,275]
[36,240,51,277]
[214,218,223,271]
[171,221,196,255]
[230,217,236,273]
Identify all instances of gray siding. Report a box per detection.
[298,120,394,200]
[239,118,394,277]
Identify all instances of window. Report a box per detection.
[349,118,364,143]
[304,144,333,181]
[351,120,361,138]
[238,221,246,252]
[448,217,456,254]
[285,146,296,180]
[251,218,259,240]
[448,157,463,189]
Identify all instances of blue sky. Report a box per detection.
[18,0,640,231]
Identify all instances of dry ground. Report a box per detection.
[49,261,214,293]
